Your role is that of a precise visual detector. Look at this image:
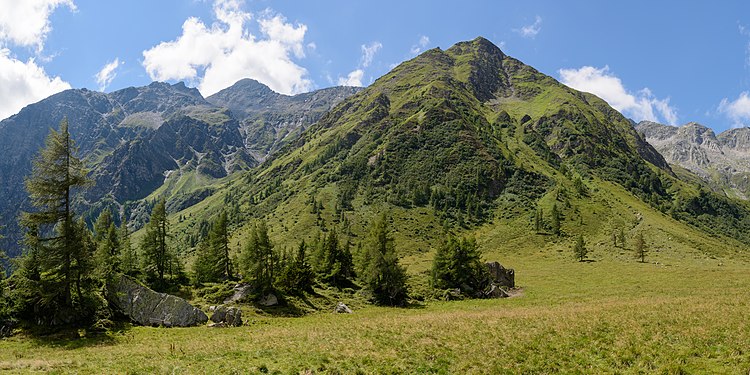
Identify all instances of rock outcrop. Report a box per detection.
[209,305,243,327]
[224,283,253,304]
[107,275,208,327]
[485,262,515,288]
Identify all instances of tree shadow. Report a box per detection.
[23,321,133,349]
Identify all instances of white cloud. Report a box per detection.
[0,48,70,120]
[337,69,363,87]
[410,35,430,55]
[0,0,76,51]
[559,65,678,125]
[515,16,542,39]
[360,41,382,68]
[719,92,750,127]
[95,58,122,92]
[337,41,382,88]
[141,0,312,96]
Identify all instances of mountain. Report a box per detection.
[207,79,361,162]
[637,121,750,199]
[0,81,359,256]
[167,37,750,264]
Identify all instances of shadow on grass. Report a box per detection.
[23,321,133,349]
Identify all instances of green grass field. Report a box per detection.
[1,251,748,374]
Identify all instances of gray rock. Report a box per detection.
[107,274,208,327]
[486,284,509,298]
[224,283,253,304]
[259,293,278,307]
[333,302,352,314]
[485,261,515,288]
[207,322,228,328]
[210,305,243,327]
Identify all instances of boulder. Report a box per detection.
[259,293,278,307]
[107,274,208,327]
[210,305,243,327]
[224,283,253,304]
[485,262,515,288]
[333,302,353,314]
[208,322,228,328]
[486,284,509,299]
[0,320,14,338]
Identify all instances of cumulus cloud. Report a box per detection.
[410,35,430,55]
[719,92,750,127]
[95,58,122,92]
[0,48,70,120]
[337,41,382,87]
[337,69,364,87]
[515,16,542,39]
[559,65,678,125]
[142,0,312,96]
[0,0,76,50]
[0,1,73,120]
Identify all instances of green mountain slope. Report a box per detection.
[163,37,750,275]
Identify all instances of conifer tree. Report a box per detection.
[141,198,172,288]
[550,203,561,236]
[573,234,587,262]
[277,241,315,294]
[19,118,97,320]
[363,214,408,306]
[118,218,138,276]
[208,210,231,279]
[192,239,216,284]
[316,228,354,287]
[431,235,488,297]
[93,210,120,280]
[634,232,647,263]
[240,221,276,294]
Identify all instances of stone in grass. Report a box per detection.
[333,302,353,314]
[107,274,208,327]
[209,305,243,327]
[259,293,278,307]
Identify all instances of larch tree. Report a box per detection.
[573,234,587,262]
[363,214,408,306]
[634,232,647,263]
[241,221,276,294]
[141,198,172,288]
[19,118,96,320]
[208,210,231,279]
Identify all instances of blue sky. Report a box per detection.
[2,1,750,132]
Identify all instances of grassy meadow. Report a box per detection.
[1,250,748,374]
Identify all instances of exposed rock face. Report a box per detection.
[333,302,353,314]
[107,275,208,327]
[637,121,750,199]
[485,261,515,288]
[209,305,243,327]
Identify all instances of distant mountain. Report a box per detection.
[637,121,750,199]
[0,80,359,256]
[207,79,361,161]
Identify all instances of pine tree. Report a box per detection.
[19,118,97,321]
[573,234,587,262]
[208,210,231,279]
[550,203,561,236]
[93,210,120,281]
[316,228,354,287]
[240,221,276,294]
[363,214,408,306]
[141,198,172,288]
[277,241,315,294]
[634,232,647,263]
[431,235,488,297]
[118,218,138,276]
